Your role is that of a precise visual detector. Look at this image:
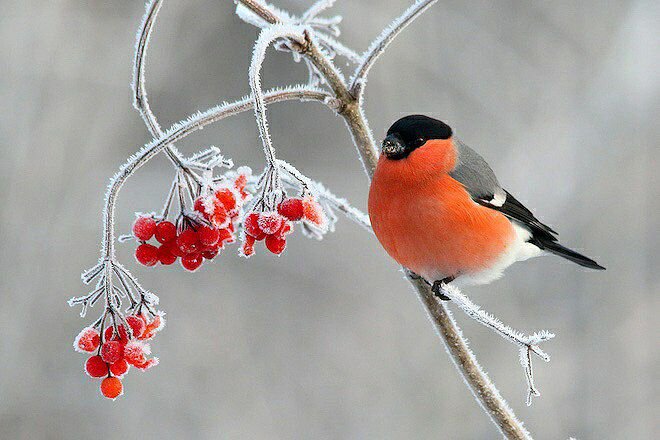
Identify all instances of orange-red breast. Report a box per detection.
[368,115,604,290]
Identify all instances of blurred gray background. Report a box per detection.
[1,0,657,439]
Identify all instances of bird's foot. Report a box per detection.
[431,277,455,301]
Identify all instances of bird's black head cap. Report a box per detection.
[381,115,453,160]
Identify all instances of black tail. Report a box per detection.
[530,237,605,270]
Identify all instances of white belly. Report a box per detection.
[452,222,542,287]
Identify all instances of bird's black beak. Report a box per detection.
[381,134,405,159]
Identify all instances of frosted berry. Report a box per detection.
[215,188,237,212]
[258,212,283,235]
[135,243,158,266]
[141,314,164,340]
[218,228,234,244]
[278,198,304,221]
[244,213,265,240]
[125,316,146,339]
[157,244,177,265]
[209,202,229,228]
[198,226,220,247]
[181,254,203,272]
[100,341,124,364]
[134,358,159,371]
[104,324,128,343]
[176,229,199,255]
[124,341,149,366]
[101,377,123,399]
[132,216,157,241]
[277,220,293,237]
[241,234,256,257]
[302,196,326,227]
[85,355,108,378]
[155,221,177,244]
[234,171,249,200]
[75,327,100,353]
[109,359,129,377]
[193,197,207,216]
[265,234,286,255]
[202,247,219,260]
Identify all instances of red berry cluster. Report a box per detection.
[240,195,326,257]
[132,175,249,272]
[74,314,164,399]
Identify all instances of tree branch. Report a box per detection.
[350,0,438,98]
[133,0,198,178]
[101,85,332,259]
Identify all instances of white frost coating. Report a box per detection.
[276,159,371,233]
[315,32,361,63]
[235,0,294,26]
[411,285,531,439]
[249,25,307,209]
[437,282,554,405]
[100,84,328,259]
[132,0,190,171]
[350,0,438,96]
[301,0,336,22]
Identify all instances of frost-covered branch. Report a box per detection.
[248,25,307,210]
[407,274,533,439]
[276,159,372,232]
[350,0,437,98]
[435,282,554,406]
[133,0,202,181]
[102,85,331,259]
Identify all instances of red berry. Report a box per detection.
[244,213,265,240]
[85,355,108,378]
[210,203,229,228]
[135,243,158,266]
[194,197,207,216]
[218,228,235,244]
[181,254,203,272]
[234,173,248,195]
[124,341,149,366]
[277,220,293,237]
[176,229,199,255]
[202,247,219,260]
[258,212,283,235]
[134,357,159,371]
[169,238,183,257]
[155,221,177,243]
[278,198,304,221]
[198,226,220,247]
[157,243,177,265]
[74,327,100,353]
[104,325,128,343]
[125,316,146,339]
[100,341,124,364]
[265,234,286,255]
[302,196,326,227]
[141,314,164,340]
[240,234,256,257]
[215,188,237,212]
[109,359,129,377]
[132,216,156,241]
[100,377,123,399]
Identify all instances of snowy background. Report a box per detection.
[0,1,657,439]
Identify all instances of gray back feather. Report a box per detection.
[449,138,503,201]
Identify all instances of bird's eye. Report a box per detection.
[416,138,425,147]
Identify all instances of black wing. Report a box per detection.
[450,139,604,270]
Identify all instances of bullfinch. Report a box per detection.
[368,115,604,298]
